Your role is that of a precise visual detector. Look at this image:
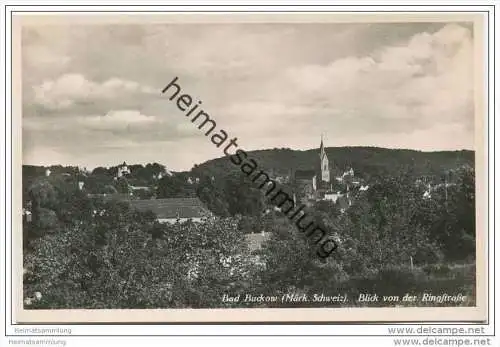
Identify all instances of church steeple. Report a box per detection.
[319,134,326,160]
[319,134,330,183]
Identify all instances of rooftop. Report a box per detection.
[130,197,212,220]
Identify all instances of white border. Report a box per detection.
[1,2,496,345]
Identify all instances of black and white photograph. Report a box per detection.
[16,13,486,323]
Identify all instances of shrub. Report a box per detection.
[422,263,452,277]
[33,208,59,234]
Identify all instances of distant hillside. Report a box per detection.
[22,147,475,187]
[192,147,475,180]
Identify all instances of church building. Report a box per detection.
[294,136,332,204]
[319,135,330,185]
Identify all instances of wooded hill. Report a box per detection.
[192,146,475,181]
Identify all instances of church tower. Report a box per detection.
[319,135,330,183]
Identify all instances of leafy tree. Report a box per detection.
[224,173,264,216]
[156,175,194,198]
[196,172,265,217]
[28,179,58,211]
[24,195,257,309]
[91,167,110,176]
[114,177,130,194]
[196,175,230,216]
[419,167,475,261]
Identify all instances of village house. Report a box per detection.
[22,208,32,223]
[294,169,317,204]
[116,162,130,179]
[323,191,344,203]
[154,168,173,180]
[186,177,200,185]
[130,197,213,224]
[268,168,292,184]
[293,136,331,204]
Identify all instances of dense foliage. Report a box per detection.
[249,166,476,307]
[22,149,476,309]
[24,195,255,308]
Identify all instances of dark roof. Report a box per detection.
[130,198,212,219]
[294,169,316,180]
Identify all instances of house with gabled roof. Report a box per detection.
[130,197,213,224]
[294,169,317,204]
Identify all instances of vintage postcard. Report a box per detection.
[13,12,487,323]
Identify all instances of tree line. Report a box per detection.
[23,162,476,308]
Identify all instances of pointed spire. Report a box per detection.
[319,134,324,158]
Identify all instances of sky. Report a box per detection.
[22,21,475,171]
